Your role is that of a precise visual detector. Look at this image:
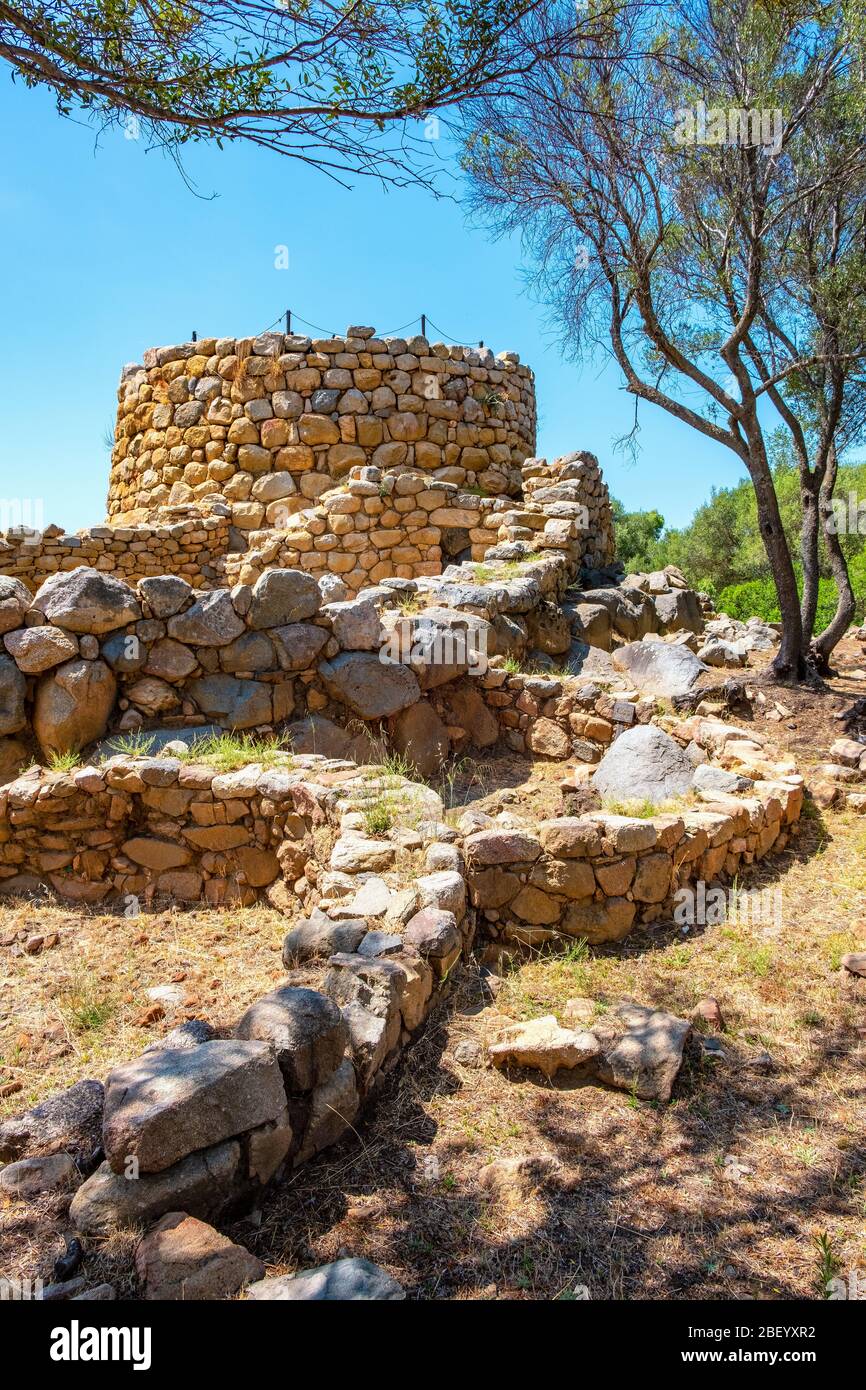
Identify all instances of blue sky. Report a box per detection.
[0,77,752,535]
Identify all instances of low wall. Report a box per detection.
[466,780,804,948]
[0,741,803,1240]
[0,507,232,594]
[109,329,537,523]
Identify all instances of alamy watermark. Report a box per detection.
[0,496,44,537]
[827,491,866,535]
[380,616,489,675]
[674,880,782,930]
[673,100,783,155]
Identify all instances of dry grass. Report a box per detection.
[3,657,866,1299]
[0,900,294,1119]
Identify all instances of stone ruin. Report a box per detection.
[0,328,807,1297]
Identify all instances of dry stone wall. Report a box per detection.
[110,328,537,524]
[0,506,232,594]
[465,777,804,950]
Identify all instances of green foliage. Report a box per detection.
[618,452,866,633]
[0,1,540,184]
[611,498,666,573]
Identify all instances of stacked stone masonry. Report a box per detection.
[110,328,537,524]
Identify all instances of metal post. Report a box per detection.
[285,310,292,334]
[421,313,426,337]
[192,330,197,343]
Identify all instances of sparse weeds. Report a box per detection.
[176,732,293,772]
[45,749,82,773]
[363,797,396,836]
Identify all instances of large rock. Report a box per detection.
[489,1016,601,1078]
[0,1079,104,1163]
[322,597,382,651]
[167,590,244,647]
[235,986,347,1092]
[0,736,27,783]
[0,1153,79,1197]
[32,658,116,753]
[594,1001,692,1102]
[138,575,193,619]
[282,914,367,963]
[439,683,499,747]
[296,1056,359,1162]
[246,1257,405,1301]
[282,714,372,763]
[271,623,328,671]
[611,640,706,696]
[319,651,419,719]
[186,674,273,728]
[653,588,703,634]
[32,567,140,634]
[248,569,320,628]
[102,1040,287,1174]
[390,700,450,777]
[592,724,694,806]
[0,654,27,735]
[135,1212,264,1300]
[4,624,78,673]
[0,575,31,635]
[70,1142,241,1234]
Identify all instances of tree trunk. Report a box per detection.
[799,472,821,642]
[813,453,856,670]
[744,437,805,681]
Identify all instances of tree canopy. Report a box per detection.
[0,0,574,184]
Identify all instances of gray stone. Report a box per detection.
[654,588,703,634]
[187,674,273,728]
[319,651,420,719]
[592,724,694,805]
[692,763,753,794]
[322,597,382,651]
[342,1000,400,1088]
[139,575,193,619]
[0,1152,79,1196]
[0,1079,104,1163]
[357,931,403,957]
[235,986,348,1092]
[32,567,140,633]
[0,654,26,735]
[167,590,245,647]
[271,622,328,671]
[144,638,198,682]
[282,916,367,964]
[248,569,321,628]
[144,1019,215,1053]
[69,1142,241,1234]
[296,1058,359,1162]
[282,714,372,763]
[100,630,146,673]
[841,951,866,977]
[218,630,275,674]
[594,1001,692,1102]
[611,640,706,697]
[246,1257,405,1301]
[102,1039,286,1174]
[404,907,461,963]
